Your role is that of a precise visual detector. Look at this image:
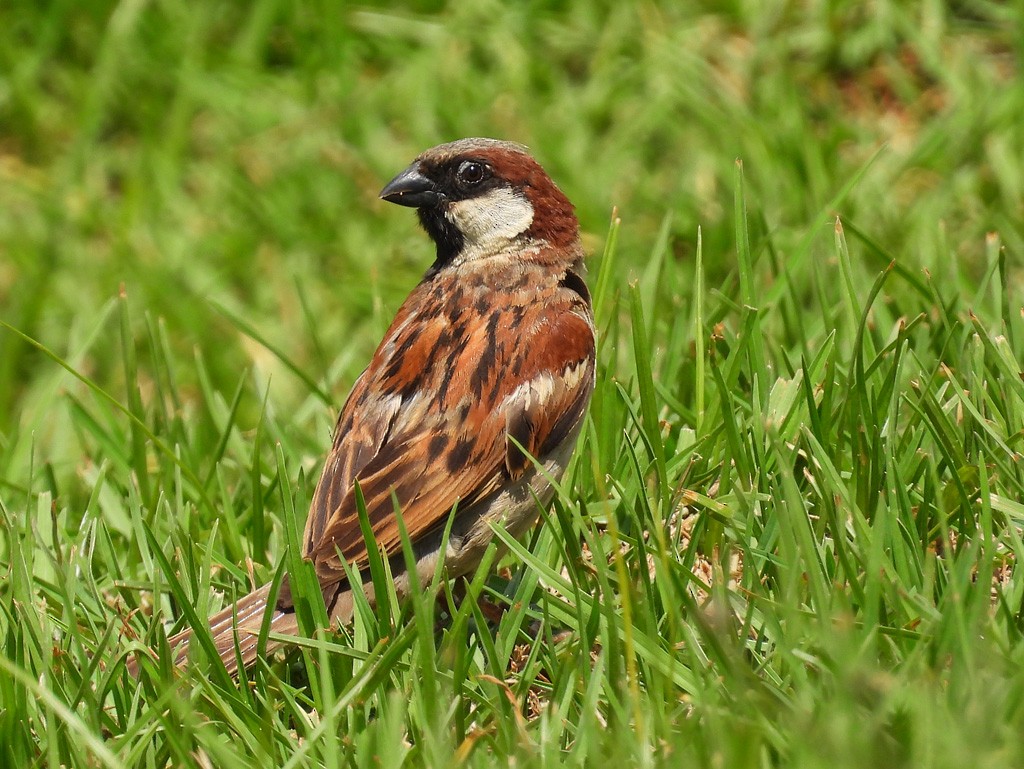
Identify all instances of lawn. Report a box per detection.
[2,1,1023,766]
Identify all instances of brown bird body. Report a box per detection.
[164,139,595,673]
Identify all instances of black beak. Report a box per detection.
[379,163,442,208]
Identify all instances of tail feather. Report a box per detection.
[169,583,299,674]
[128,581,360,676]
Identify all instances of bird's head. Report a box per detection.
[380,138,579,268]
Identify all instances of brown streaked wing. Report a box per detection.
[302,374,402,556]
[504,312,596,479]
[306,306,595,579]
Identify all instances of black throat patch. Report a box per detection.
[418,206,465,271]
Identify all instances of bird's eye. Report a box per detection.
[456,161,487,186]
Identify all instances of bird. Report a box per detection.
[158,138,596,674]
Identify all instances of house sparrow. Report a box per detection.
[162,138,595,673]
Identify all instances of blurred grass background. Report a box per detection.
[2,1,1023,766]
[4,0,1019,483]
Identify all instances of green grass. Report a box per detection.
[2,1,1024,766]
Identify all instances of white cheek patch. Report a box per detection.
[446,187,534,256]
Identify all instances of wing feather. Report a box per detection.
[303,272,595,587]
